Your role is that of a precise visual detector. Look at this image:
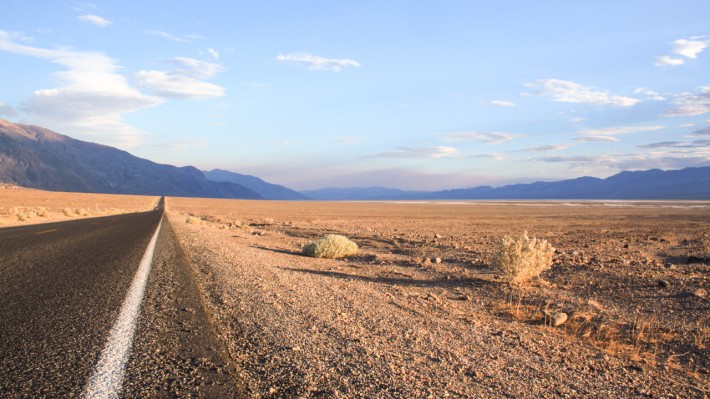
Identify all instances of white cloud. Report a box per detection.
[569,116,587,122]
[206,48,220,60]
[0,102,18,117]
[672,38,709,59]
[634,87,666,101]
[524,79,640,107]
[372,146,458,159]
[276,53,361,72]
[77,15,111,27]
[441,131,519,144]
[654,55,685,67]
[489,100,515,107]
[0,30,162,148]
[135,57,225,99]
[679,123,696,128]
[655,37,710,67]
[664,86,710,117]
[144,30,203,43]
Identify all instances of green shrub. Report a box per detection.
[492,231,555,286]
[302,234,358,259]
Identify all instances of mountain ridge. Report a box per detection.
[302,167,710,200]
[0,119,260,199]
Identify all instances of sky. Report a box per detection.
[1,1,709,191]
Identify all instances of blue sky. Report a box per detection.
[1,1,709,190]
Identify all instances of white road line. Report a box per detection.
[82,218,163,399]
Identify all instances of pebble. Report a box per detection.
[657,279,670,289]
[694,288,708,298]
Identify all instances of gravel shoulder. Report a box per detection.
[166,201,710,399]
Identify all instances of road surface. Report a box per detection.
[0,200,244,397]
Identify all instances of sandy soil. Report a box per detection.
[0,184,158,226]
[167,198,710,398]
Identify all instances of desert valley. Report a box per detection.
[2,185,708,397]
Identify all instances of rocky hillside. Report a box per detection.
[0,119,260,199]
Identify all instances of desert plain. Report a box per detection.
[2,187,709,398]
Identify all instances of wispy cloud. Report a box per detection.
[654,55,685,67]
[655,36,710,67]
[575,136,619,143]
[523,79,640,107]
[371,146,458,159]
[539,151,710,170]
[246,82,270,88]
[489,100,515,107]
[0,102,18,117]
[441,131,519,144]
[692,127,710,136]
[276,53,361,72]
[206,48,219,60]
[634,87,665,101]
[77,15,111,27]
[135,57,225,99]
[638,140,710,149]
[0,30,162,148]
[471,153,505,160]
[580,125,665,137]
[523,144,572,152]
[664,86,710,117]
[144,30,203,43]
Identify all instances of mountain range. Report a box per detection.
[302,167,710,200]
[1,119,708,200]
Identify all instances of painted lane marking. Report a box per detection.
[82,218,163,399]
[33,229,58,235]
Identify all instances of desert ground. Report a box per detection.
[168,197,709,398]
[0,184,158,226]
[2,188,709,397]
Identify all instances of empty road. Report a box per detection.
[0,201,244,397]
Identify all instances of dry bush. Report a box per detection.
[62,207,75,217]
[302,234,358,259]
[33,207,49,217]
[185,215,203,225]
[492,230,555,286]
[76,208,89,216]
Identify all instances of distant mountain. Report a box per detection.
[301,186,424,201]
[0,119,260,199]
[204,169,309,200]
[302,167,710,200]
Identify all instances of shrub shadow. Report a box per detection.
[281,267,492,289]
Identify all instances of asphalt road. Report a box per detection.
[0,201,243,398]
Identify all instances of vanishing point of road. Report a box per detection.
[0,198,245,398]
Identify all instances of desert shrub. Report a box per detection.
[302,234,358,259]
[76,208,89,216]
[0,218,5,225]
[62,207,75,217]
[33,207,49,217]
[263,217,275,225]
[185,216,203,225]
[492,230,555,285]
